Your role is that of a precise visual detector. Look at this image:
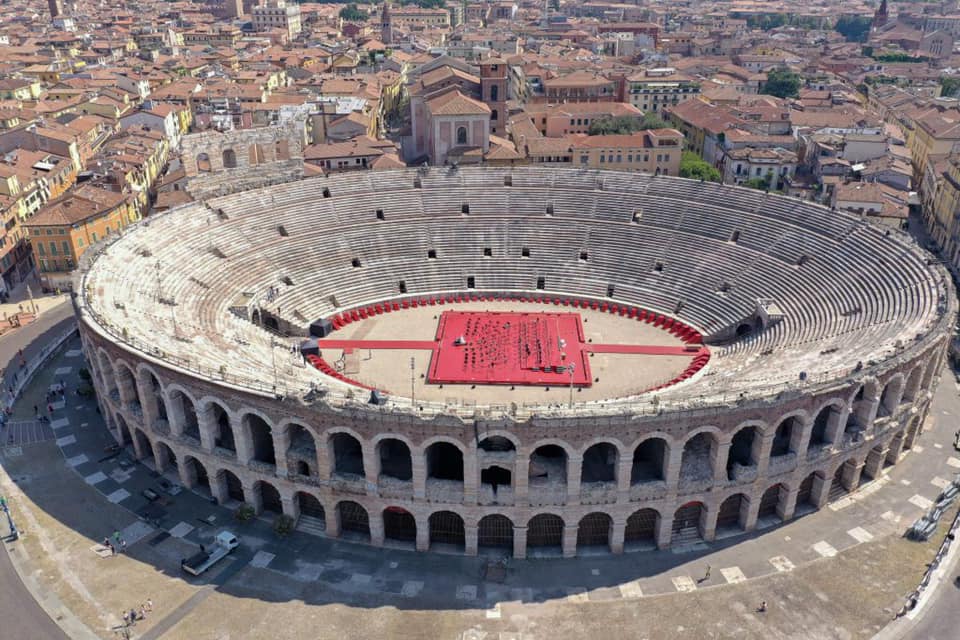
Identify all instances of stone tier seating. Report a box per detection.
[80,167,948,408]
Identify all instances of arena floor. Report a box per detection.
[316,300,701,404]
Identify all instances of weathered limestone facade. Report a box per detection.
[80,323,948,558]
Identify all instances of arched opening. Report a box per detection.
[679,432,716,487]
[796,472,818,512]
[829,460,853,501]
[287,423,317,478]
[133,429,151,460]
[727,426,759,481]
[337,501,370,541]
[196,152,211,172]
[527,514,564,554]
[844,384,869,437]
[296,492,325,529]
[903,366,923,403]
[428,510,465,550]
[244,414,276,466]
[171,390,200,440]
[219,469,245,503]
[426,442,464,481]
[116,365,140,410]
[478,515,514,555]
[377,438,412,481]
[183,456,211,494]
[624,508,659,549]
[735,322,752,337]
[255,481,283,515]
[878,377,903,417]
[809,403,840,451]
[275,139,290,161]
[904,416,920,451]
[490,84,499,102]
[528,444,568,496]
[576,512,613,551]
[631,438,666,483]
[771,415,800,458]
[222,148,237,168]
[154,440,177,474]
[144,371,166,424]
[330,433,365,477]
[248,143,265,165]
[478,436,516,452]
[671,501,704,545]
[481,465,512,490]
[758,483,784,522]
[715,493,747,534]
[921,356,939,391]
[210,402,235,454]
[382,507,417,545]
[581,442,617,484]
[456,126,468,145]
[115,413,132,446]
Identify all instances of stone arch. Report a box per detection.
[456,126,468,145]
[196,152,211,172]
[715,492,748,533]
[478,433,518,452]
[527,513,564,552]
[169,388,200,440]
[624,508,660,547]
[275,139,290,161]
[679,429,719,487]
[878,374,905,417]
[425,441,464,482]
[153,439,177,474]
[182,455,211,494]
[631,435,669,483]
[726,424,760,481]
[480,465,512,490]
[528,442,569,490]
[921,352,940,391]
[577,512,613,551]
[218,468,245,503]
[253,481,282,515]
[672,501,705,544]
[376,437,412,481]
[796,471,820,512]
[336,500,370,540]
[428,510,466,550]
[903,365,923,403]
[205,400,236,454]
[248,143,266,165]
[242,412,276,466]
[478,514,514,554]
[115,412,133,446]
[904,415,921,451]
[758,483,785,521]
[222,147,238,168]
[285,422,318,478]
[329,431,365,477]
[771,412,804,458]
[133,428,152,461]
[581,442,618,484]
[296,491,325,526]
[845,380,878,435]
[809,400,843,450]
[830,457,858,500]
[115,362,140,410]
[97,350,116,396]
[382,507,417,545]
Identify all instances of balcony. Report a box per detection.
[377,476,413,499]
[629,480,667,502]
[425,478,464,503]
[329,472,366,495]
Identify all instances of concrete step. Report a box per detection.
[297,514,327,537]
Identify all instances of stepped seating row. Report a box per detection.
[81,167,946,405]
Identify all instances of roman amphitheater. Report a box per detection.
[74,166,955,559]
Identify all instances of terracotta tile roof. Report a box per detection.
[426,89,490,116]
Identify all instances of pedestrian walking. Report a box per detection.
[146,598,153,612]
[120,539,127,553]
[139,605,147,620]
[122,610,129,626]
[129,609,137,625]
[758,600,767,613]
[704,565,711,581]
[47,403,53,415]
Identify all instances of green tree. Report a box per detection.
[761,67,801,99]
[339,3,368,21]
[587,112,667,136]
[679,151,721,182]
[941,76,960,98]
[401,0,445,7]
[835,15,872,42]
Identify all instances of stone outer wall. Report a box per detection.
[77,316,951,559]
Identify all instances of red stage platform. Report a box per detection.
[427,311,593,386]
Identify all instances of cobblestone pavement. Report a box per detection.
[2,335,960,638]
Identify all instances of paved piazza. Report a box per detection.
[2,335,960,639]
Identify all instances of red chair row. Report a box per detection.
[305,353,374,390]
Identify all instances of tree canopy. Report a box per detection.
[400,0,446,7]
[834,15,872,43]
[338,3,368,21]
[941,76,960,98]
[679,151,721,182]
[587,112,667,136]
[761,67,801,99]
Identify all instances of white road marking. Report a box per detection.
[931,477,950,489]
[66,453,88,467]
[250,551,275,568]
[720,566,746,584]
[812,541,838,558]
[909,495,934,510]
[847,527,874,543]
[618,581,643,598]
[106,488,130,504]
[55,435,76,447]
[769,556,795,572]
[83,471,107,485]
[168,522,194,538]
[671,576,697,592]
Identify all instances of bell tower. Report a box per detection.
[381,1,393,45]
[479,57,508,137]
